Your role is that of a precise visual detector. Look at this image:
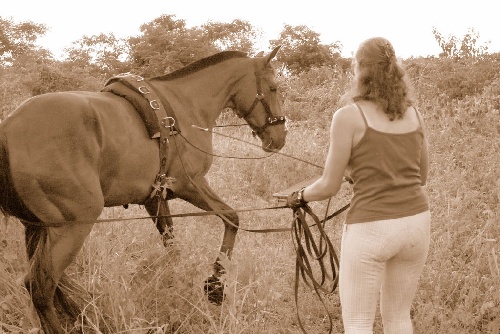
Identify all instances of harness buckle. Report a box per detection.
[256,93,265,100]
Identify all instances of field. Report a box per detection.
[1,57,499,333]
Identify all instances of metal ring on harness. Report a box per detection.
[150,100,160,110]
[138,86,150,94]
[161,116,176,130]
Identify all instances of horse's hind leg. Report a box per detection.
[144,197,174,246]
[24,222,93,334]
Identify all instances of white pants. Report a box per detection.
[339,211,431,334]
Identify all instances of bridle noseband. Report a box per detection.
[232,60,286,137]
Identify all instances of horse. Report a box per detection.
[0,46,286,334]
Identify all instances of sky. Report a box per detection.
[3,0,499,59]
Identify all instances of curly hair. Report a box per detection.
[341,37,415,120]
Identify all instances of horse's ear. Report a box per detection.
[255,51,264,57]
[264,45,281,64]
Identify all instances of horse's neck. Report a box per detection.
[153,65,243,128]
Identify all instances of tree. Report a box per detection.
[201,19,259,54]
[432,27,490,59]
[0,17,49,66]
[25,61,102,95]
[270,24,343,74]
[128,14,218,77]
[64,33,130,77]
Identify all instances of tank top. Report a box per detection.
[345,103,429,224]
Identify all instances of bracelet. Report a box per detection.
[297,187,307,204]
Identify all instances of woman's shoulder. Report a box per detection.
[332,104,365,129]
[331,103,369,148]
[333,104,360,120]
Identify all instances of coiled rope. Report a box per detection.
[291,200,349,334]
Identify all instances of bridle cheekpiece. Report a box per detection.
[233,60,286,137]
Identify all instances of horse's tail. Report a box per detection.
[24,215,83,325]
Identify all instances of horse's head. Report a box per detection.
[230,46,287,152]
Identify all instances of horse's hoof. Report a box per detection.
[161,230,174,247]
[204,274,224,305]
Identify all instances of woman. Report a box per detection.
[287,37,431,333]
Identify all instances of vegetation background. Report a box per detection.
[0,14,499,333]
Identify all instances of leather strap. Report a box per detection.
[103,73,180,138]
[102,73,181,199]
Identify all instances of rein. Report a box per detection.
[18,200,350,231]
[292,203,344,334]
[18,205,286,229]
[192,125,325,168]
[180,128,277,160]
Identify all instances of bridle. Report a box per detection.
[232,59,286,137]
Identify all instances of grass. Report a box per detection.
[1,74,499,333]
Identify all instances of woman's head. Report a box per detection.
[343,37,415,120]
[355,37,396,68]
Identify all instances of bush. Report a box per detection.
[405,53,500,101]
[280,65,349,126]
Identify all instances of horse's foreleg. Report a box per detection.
[24,222,93,334]
[208,205,239,304]
[144,197,174,246]
[214,208,239,272]
[175,177,239,304]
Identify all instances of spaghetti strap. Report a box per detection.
[354,103,369,128]
[414,107,423,128]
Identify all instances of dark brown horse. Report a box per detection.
[0,46,286,333]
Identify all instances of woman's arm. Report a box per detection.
[301,107,353,202]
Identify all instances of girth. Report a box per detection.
[102,73,180,199]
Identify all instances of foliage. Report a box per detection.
[432,27,490,59]
[1,54,103,103]
[270,24,344,75]
[405,53,500,101]
[201,19,260,54]
[64,33,130,78]
[0,17,48,67]
[27,61,104,95]
[127,14,219,77]
[279,65,350,125]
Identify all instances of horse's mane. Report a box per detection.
[152,51,248,81]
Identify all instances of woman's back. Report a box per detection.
[345,101,429,224]
[350,100,422,147]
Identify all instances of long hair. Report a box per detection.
[341,37,415,120]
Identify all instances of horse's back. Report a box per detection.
[0,91,159,222]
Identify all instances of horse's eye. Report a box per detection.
[270,88,277,93]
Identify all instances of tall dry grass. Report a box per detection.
[1,62,499,333]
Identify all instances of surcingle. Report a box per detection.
[102,73,179,138]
